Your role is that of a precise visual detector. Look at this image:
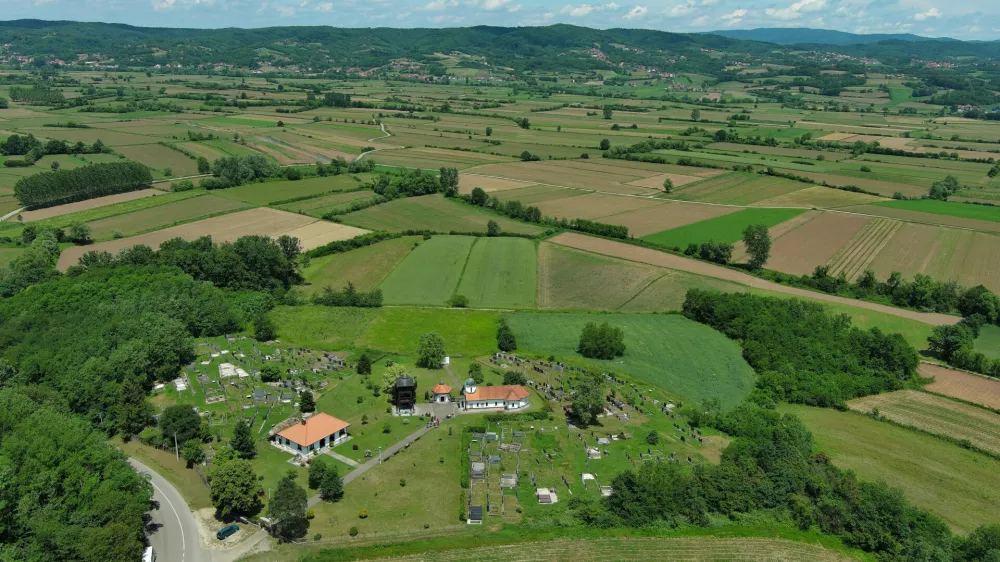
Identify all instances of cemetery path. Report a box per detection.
[307,424,436,508]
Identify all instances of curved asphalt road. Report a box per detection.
[130,458,209,562]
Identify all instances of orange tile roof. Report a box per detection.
[432,384,452,395]
[278,413,350,447]
[464,385,530,402]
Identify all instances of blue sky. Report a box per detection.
[5,0,999,40]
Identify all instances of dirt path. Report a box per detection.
[550,232,960,326]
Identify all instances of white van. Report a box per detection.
[142,547,156,562]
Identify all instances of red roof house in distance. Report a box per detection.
[459,379,530,411]
[274,413,350,453]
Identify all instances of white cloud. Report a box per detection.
[152,0,177,10]
[700,0,719,5]
[666,1,696,16]
[481,0,511,10]
[622,5,647,19]
[720,8,746,25]
[274,4,296,16]
[560,2,619,16]
[315,2,333,11]
[765,0,827,20]
[691,14,710,25]
[397,11,411,18]
[423,0,458,10]
[913,7,941,20]
[432,13,465,21]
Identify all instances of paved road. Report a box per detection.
[130,458,208,562]
[307,424,435,508]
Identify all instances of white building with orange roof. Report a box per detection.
[458,379,530,411]
[272,412,350,454]
[431,383,452,403]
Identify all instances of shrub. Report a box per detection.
[349,526,359,536]
[306,509,315,519]
[358,509,368,519]
[399,478,407,487]
[448,294,469,308]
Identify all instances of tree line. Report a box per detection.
[682,290,919,407]
[14,161,152,209]
[77,234,303,292]
[756,265,1000,322]
[312,282,383,308]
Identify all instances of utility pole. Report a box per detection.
[174,432,179,461]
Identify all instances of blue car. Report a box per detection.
[216,525,239,540]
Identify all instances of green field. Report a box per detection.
[455,237,538,309]
[379,236,476,305]
[301,236,419,294]
[782,404,1000,534]
[278,189,375,217]
[975,324,1000,359]
[507,312,756,408]
[642,208,806,248]
[340,194,544,235]
[215,175,364,205]
[270,305,499,357]
[871,199,1000,223]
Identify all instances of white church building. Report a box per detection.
[458,378,530,411]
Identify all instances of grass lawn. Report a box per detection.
[379,236,476,306]
[507,312,755,409]
[117,438,213,510]
[0,247,24,267]
[975,324,1000,360]
[308,418,465,538]
[301,236,420,294]
[339,194,543,235]
[782,404,1000,534]
[642,208,805,248]
[251,441,308,499]
[270,306,381,350]
[455,237,537,309]
[871,199,1000,223]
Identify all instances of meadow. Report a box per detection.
[454,237,538,309]
[783,404,1000,534]
[301,236,420,294]
[506,312,756,409]
[217,175,366,205]
[872,199,1000,224]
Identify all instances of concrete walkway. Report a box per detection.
[323,449,360,467]
[307,424,435,508]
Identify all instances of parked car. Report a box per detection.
[216,525,239,540]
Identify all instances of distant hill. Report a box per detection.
[706,28,947,46]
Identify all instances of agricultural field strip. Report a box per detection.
[549,232,961,326]
[847,390,1000,455]
[826,218,903,279]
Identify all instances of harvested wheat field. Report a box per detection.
[458,174,534,193]
[841,204,1000,234]
[673,173,806,206]
[535,192,660,221]
[628,172,704,190]
[849,389,1000,455]
[817,132,856,142]
[57,208,366,270]
[18,189,162,222]
[867,223,1000,292]
[549,232,959,325]
[733,210,822,261]
[922,363,1000,410]
[493,185,589,204]
[595,201,741,237]
[765,212,872,275]
[363,537,856,562]
[826,218,902,279]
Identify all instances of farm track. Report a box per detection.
[827,218,902,279]
[550,232,961,326]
